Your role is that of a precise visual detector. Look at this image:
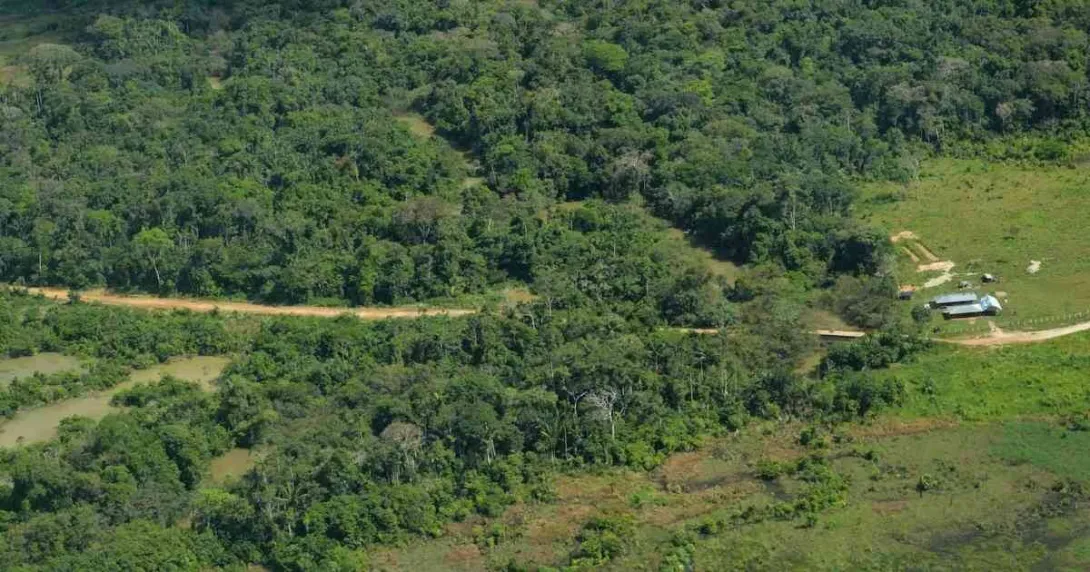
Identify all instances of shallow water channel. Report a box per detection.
[0,356,230,448]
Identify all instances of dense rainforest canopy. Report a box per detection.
[3,0,1085,309]
[0,0,1087,569]
[0,287,918,570]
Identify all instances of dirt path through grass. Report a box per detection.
[22,287,477,320]
[942,320,1090,346]
[673,322,1090,347]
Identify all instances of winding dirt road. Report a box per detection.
[20,287,477,320]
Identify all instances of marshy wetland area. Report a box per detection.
[0,355,230,447]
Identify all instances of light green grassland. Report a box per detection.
[379,421,1090,571]
[876,331,1090,421]
[674,423,1090,571]
[861,158,1090,327]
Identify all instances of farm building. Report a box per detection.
[942,295,1003,320]
[930,292,978,308]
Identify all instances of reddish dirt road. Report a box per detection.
[21,287,477,320]
[15,287,1090,345]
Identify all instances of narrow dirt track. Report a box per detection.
[21,287,478,320]
[673,323,1090,347]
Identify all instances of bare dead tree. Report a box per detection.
[585,388,620,440]
[380,421,424,484]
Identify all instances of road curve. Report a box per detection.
[939,321,1090,346]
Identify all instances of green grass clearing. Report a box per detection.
[872,331,1090,421]
[861,158,1090,329]
[993,422,1090,482]
[393,112,438,139]
[661,228,742,284]
[667,423,1090,571]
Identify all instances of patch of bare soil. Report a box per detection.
[893,232,957,288]
[918,261,955,273]
[393,112,437,138]
[21,287,476,320]
[923,273,955,288]
[814,330,867,339]
[0,65,23,85]
[207,448,257,484]
[919,260,957,289]
[461,176,485,189]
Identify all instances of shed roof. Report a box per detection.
[931,292,979,306]
[943,303,985,316]
[980,295,1002,312]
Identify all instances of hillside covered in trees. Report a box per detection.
[0,285,922,570]
[3,0,1085,310]
[1,0,1089,570]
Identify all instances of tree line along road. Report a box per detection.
[14,287,1090,346]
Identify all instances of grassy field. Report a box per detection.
[876,331,1090,421]
[377,420,1090,571]
[860,158,1090,328]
